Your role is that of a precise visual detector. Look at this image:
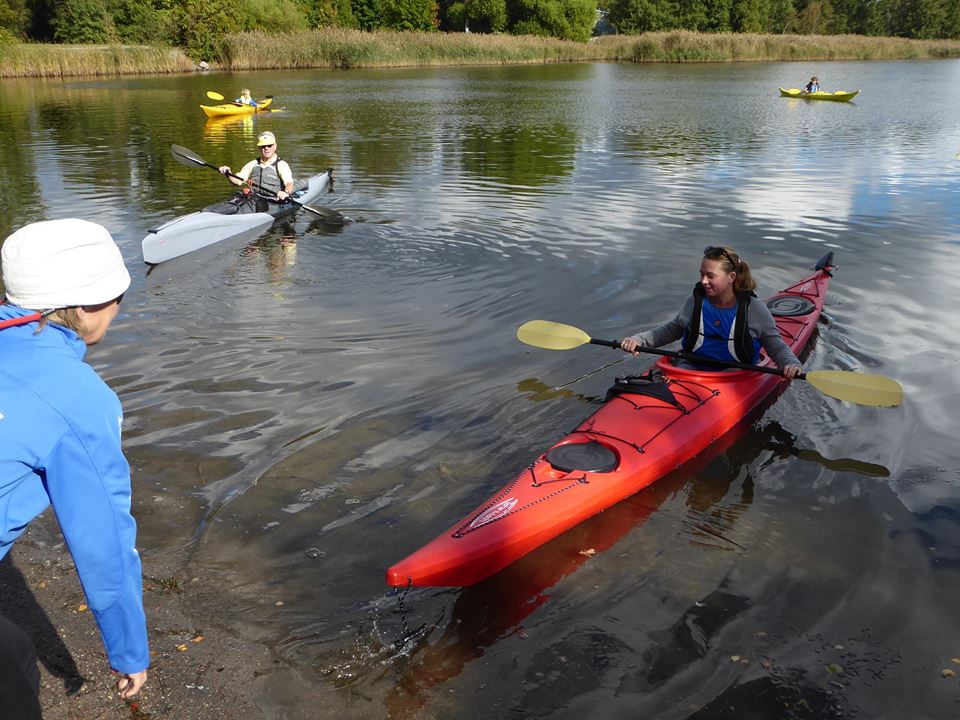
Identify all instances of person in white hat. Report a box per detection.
[218,130,295,202]
[0,219,148,712]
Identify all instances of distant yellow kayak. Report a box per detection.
[200,97,273,118]
[779,88,859,102]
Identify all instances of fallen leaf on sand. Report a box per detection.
[176,644,188,652]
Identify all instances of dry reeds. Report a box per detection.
[613,31,960,63]
[3,30,959,79]
[221,28,960,70]
[0,43,196,79]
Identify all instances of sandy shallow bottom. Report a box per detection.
[2,518,351,720]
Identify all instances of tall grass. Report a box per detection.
[222,28,611,69]
[615,30,960,63]
[222,28,960,70]
[3,30,959,78]
[0,43,196,79]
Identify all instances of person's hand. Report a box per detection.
[782,364,803,380]
[218,166,230,175]
[620,337,645,355]
[277,190,289,201]
[116,669,147,700]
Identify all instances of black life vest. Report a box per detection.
[681,283,757,364]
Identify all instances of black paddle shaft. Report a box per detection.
[589,338,796,378]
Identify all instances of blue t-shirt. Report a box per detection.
[685,298,761,368]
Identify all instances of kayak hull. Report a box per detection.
[200,97,273,117]
[779,87,859,102]
[142,170,331,264]
[386,255,835,587]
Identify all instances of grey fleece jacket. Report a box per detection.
[628,294,802,370]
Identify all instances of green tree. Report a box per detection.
[508,0,597,40]
[767,0,793,31]
[448,0,509,31]
[51,0,110,43]
[109,0,178,43]
[792,0,834,32]
[731,0,766,31]
[0,0,29,36]
[236,0,309,32]
[376,0,439,30]
[607,0,677,33]
[889,0,950,37]
[298,0,358,27]
[703,0,733,29]
[177,0,241,60]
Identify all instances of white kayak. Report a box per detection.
[142,170,333,264]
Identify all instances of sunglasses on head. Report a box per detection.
[704,245,740,271]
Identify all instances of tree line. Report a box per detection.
[0,0,956,59]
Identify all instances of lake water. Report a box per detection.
[2,59,960,719]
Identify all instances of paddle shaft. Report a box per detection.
[589,337,797,378]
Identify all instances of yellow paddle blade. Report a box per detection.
[206,91,225,101]
[805,370,903,407]
[517,320,592,350]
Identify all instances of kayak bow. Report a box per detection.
[387,253,837,587]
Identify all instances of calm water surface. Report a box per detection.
[2,60,960,719]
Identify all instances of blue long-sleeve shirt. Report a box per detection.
[0,305,148,673]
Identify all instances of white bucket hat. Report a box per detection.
[2,219,131,310]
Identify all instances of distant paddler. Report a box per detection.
[236,88,258,106]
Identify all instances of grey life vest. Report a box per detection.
[248,157,286,195]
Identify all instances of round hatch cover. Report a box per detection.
[545,441,618,473]
[766,295,816,317]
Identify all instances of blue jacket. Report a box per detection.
[0,305,148,673]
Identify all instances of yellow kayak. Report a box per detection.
[779,88,859,102]
[200,97,273,118]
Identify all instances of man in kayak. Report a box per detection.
[0,220,148,713]
[235,88,258,106]
[802,76,819,94]
[620,245,804,379]
[218,130,294,202]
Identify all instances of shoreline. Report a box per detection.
[2,30,959,79]
[1,518,345,720]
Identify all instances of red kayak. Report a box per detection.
[386,253,835,587]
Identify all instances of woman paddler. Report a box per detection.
[620,245,804,379]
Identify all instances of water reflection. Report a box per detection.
[202,113,261,145]
[1,60,959,720]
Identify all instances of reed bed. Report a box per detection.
[3,30,959,78]
[0,43,195,79]
[615,30,960,62]
[222,28,960,70]
[222,28,610,70]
